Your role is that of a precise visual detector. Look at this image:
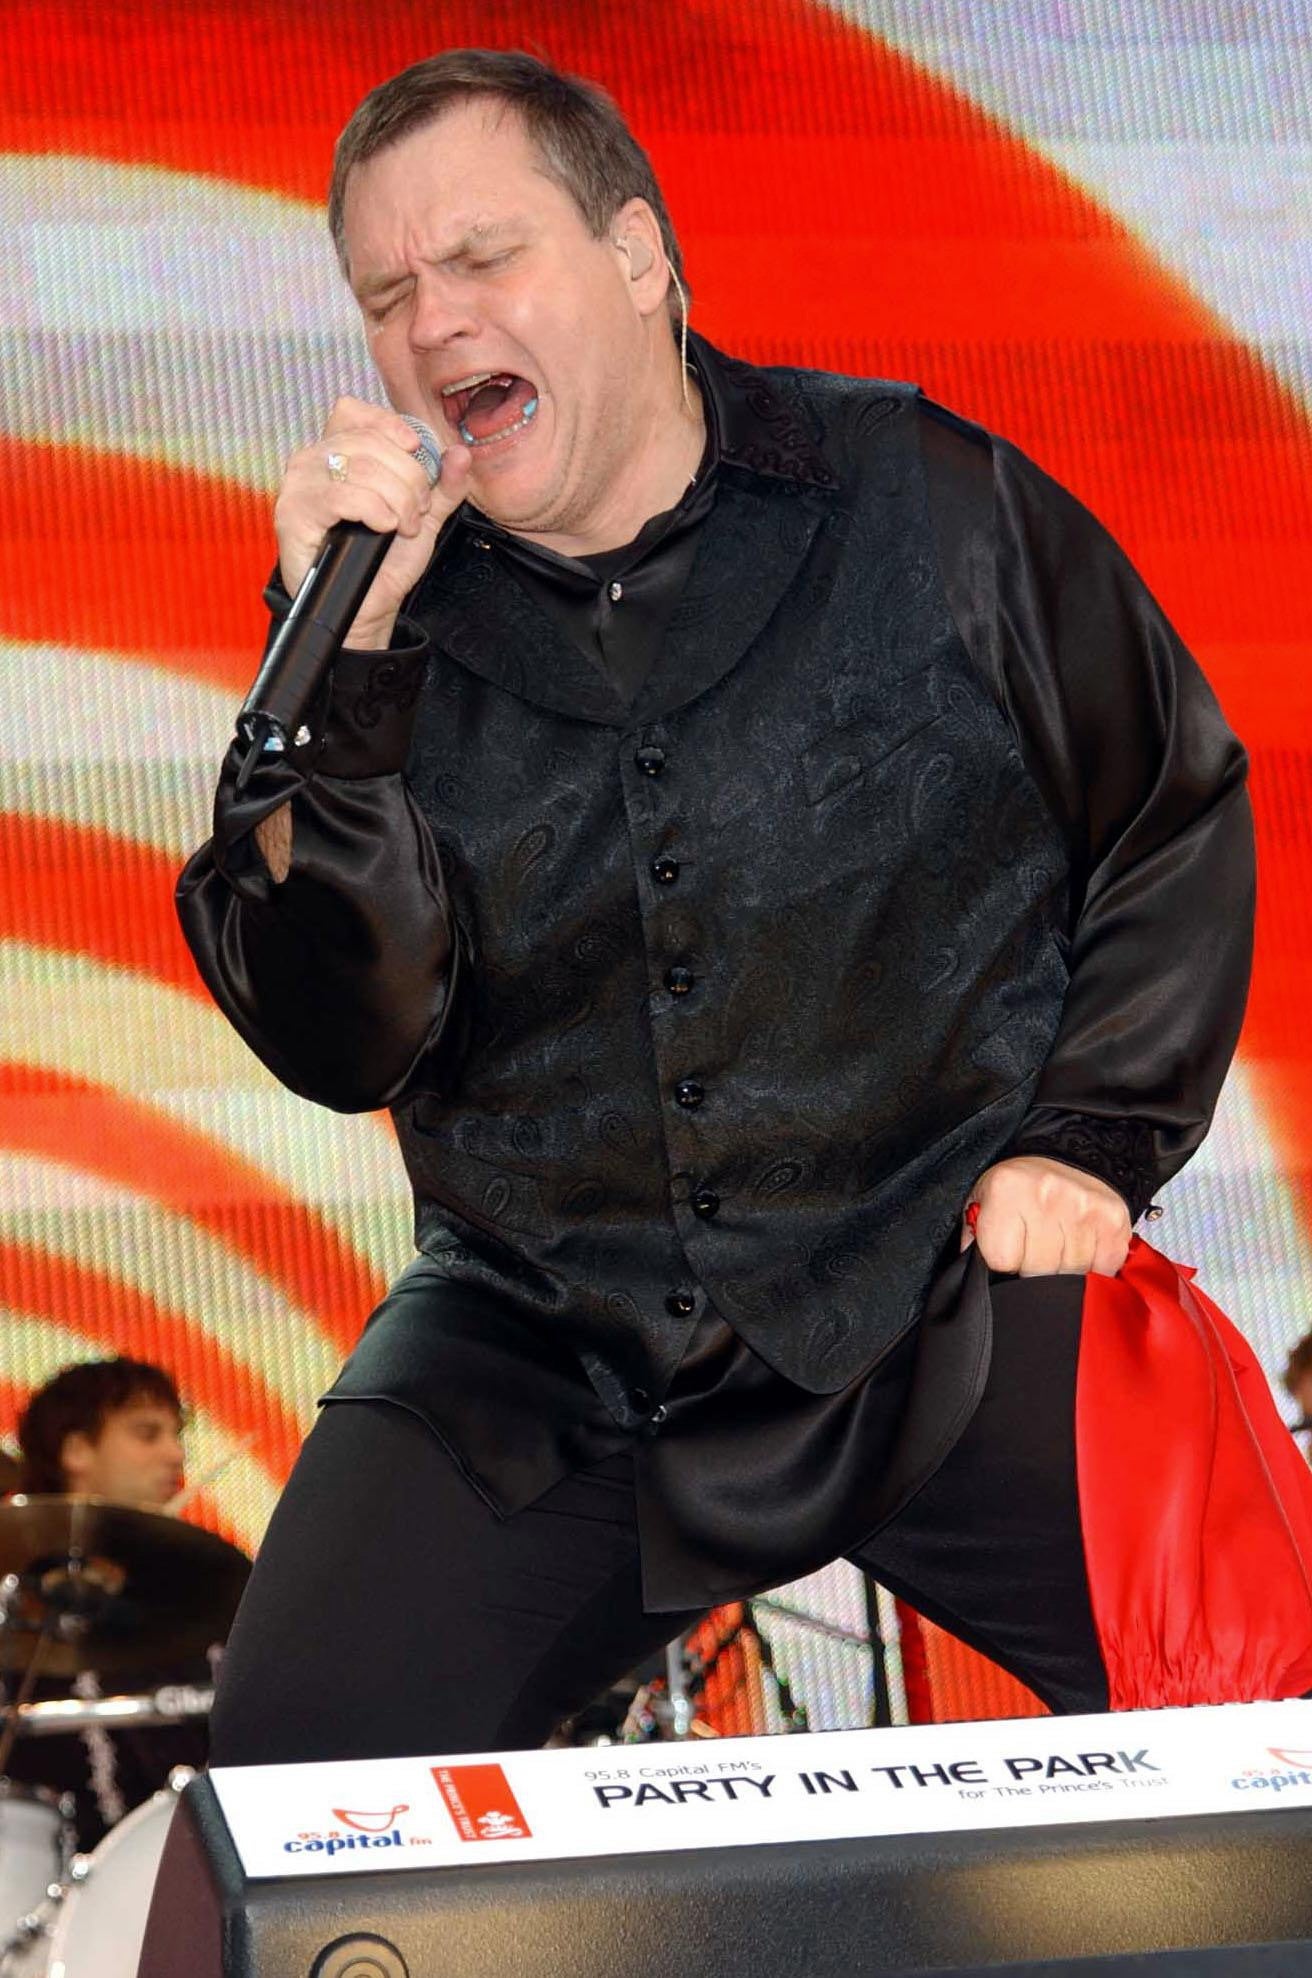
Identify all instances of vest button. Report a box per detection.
[674,1079,705,1109]
[651,855,680,885]
[666,1289,696,1317]
[664,965,695,996]
[690,1187,720,1219]
[635,745,666,776]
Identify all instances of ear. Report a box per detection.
[60,1429,96,1487]
[609,198,668,318]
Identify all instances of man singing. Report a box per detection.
[178,50,1256,1763]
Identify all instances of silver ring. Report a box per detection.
[325,450,348,483]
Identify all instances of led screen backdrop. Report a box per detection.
[1,2,1309,1702]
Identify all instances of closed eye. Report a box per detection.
[364,282,413,325]
[360,240,522,324]
[460,247,519,274]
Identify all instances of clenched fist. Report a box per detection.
[963,1155,1132,1277]
[274,395,473,650]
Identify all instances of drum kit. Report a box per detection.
[0,1496,249,1977]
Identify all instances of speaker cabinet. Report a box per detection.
[138,1771,1312,1977]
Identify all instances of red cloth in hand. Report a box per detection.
[1077,1237,1312,1709]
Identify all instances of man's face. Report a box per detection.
[60,1401,185,1508]
[343,98,655,539]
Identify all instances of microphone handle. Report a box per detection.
[236,521,393,755]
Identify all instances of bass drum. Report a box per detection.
[0,1782,67,1978]
[46,1778,187,1978]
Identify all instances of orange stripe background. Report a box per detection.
[1,0,1307,1723]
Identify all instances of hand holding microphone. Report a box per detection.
[235,397,471,781]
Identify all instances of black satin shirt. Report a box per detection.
[178,337,1254,1609]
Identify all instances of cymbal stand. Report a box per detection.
[0,1579,57,1778]
[0,1547,120,1776]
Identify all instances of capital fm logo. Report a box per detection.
[282,1802,432,1857]
[1230,1747,1312,1795]
[433,1763,532,1843]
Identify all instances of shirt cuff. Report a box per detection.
[1003,1111,1159,1223]
[308,636,429,777]
[261,572,429,778]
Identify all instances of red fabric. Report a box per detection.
[1076,1237,1312,1708]
[895,1598,936,1724]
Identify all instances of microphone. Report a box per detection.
[234,415,442,787]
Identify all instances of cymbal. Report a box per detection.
[0,1496,250,1679]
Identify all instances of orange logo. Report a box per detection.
[433,1764,531,1842]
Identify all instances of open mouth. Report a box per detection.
[440,371,540,448]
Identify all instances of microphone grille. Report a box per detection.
[399,414,442,488]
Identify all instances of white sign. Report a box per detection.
[210,1699,1312,1881]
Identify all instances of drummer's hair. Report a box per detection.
[1285,1331,1312,1399]
[16,1358,183,1495]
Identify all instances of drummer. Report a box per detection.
[3,1359,208,1852]
[13,1359,186,1507]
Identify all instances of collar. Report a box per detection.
[415,335,843,725]
[698,333,838,492]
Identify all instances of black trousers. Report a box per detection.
[209,1275,1104,1766]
